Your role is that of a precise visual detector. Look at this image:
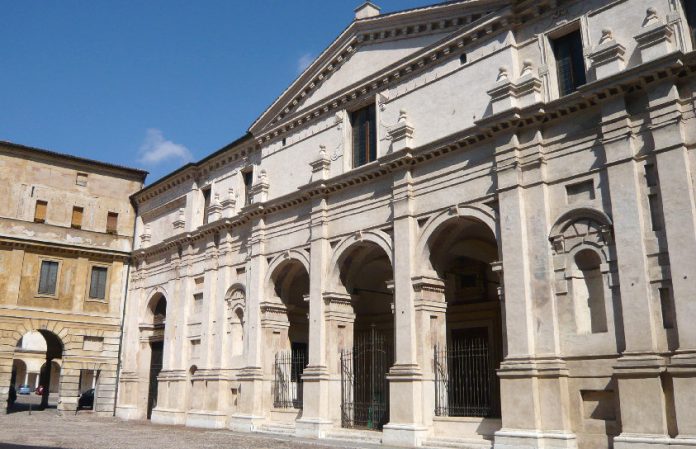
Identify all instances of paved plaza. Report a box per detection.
[0,407,386,449]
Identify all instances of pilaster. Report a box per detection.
[383,158,427,447]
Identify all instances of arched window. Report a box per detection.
[571,249,607,334]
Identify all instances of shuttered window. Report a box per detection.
[89,266,108,299]
[71,206,84,229]
[552,29,586,97]
[34,200,48,223]
[351,104,377,168]
[38,261,59,295]
[202,187,211,225]
[106,212,118,234]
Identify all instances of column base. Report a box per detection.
[58,396,77,414]
[115,405,142,420]
[151,407,186,425]
[493,429,577,449]
[229,413,265,432]
[382,423,428,447]
[185,410,228,429]
[295,418,333,439]
[613,433,671,449]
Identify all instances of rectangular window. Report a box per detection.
[38,260,59,295]
[351,103,377,168]
[75,172,88,187]
[89,266,108,300]
[106,212,118,234]
[552,29,587,96]
[202,187,211,225]
[190,339,201,359]
[648,193,664,231]
[71,206,84,229]
[34,200,48,223]
[683,0,696,45]
[243,170,253,206]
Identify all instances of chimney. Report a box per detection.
[355,2,380,20]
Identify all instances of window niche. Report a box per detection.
[570,249,608,334]
[550,210,615,338]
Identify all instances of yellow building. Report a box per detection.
[0,141,146,414]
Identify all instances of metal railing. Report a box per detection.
[434,336,497,418]
[272,350,307,409]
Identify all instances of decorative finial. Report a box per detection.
[599,28,613,44]
[496,66,509,82]
[520,60,534,77]
[259,169,267,182]
[643,7,659,27]
[319,144,327,159]
[398,109,408,123]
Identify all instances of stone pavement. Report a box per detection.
[0,408,389,449]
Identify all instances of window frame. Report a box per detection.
[106,212,119,235]
[87,264,110,302]
[36,258,61,298]
[34,200,48,224]
[349,102,378,169]
[542,20,588,100]
[71,206,84,230]
[242,168,254,206]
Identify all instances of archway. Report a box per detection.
[333,240,394,431]
[423,216,503,419]
[265,257,310,411]
[10,329,64,411]
[146,293,167,419]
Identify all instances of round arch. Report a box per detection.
[265,250,310,289]
[415,205,498,277]
[327,230,393,291]
[549,207,612,239]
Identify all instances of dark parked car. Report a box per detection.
[77,389,94,411]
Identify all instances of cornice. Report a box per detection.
[0,235,132,260]
[133,51,696,262]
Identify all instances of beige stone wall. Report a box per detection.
[0,142,144,415]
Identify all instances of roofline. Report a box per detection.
[132,132,253,200]
[0,140,149,180]
[249,0,494,133]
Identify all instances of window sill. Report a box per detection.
[85,298,108,304]
[34,293,58,300]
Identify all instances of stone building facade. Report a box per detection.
[0,141,146,414]
[117,1,696,448]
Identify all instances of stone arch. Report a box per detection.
[145,291,168,323]
[549,207,612,240]
[265,249,310,291]
[327,230,393,291]
[415,205,499,277]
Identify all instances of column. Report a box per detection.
[296,195,333,438]
[649,81,696,443]
[602,96,669,448]
[383,164,428,447]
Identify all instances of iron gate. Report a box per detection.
[433,329,499,417]
[273,346,308,409]
[147,341,164,419]
[340,327,393,430]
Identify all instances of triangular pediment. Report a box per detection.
[249,0,509,136]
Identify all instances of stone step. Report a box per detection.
[325,428,383,445]
[256,422,295,436]
[422,436,493,449]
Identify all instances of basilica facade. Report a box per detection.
[116,1,696,448]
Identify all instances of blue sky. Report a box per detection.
[0,1,433,182]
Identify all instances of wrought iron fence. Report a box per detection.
[434,335,497,418]
[273,350,307,409]
[340,327,393,430]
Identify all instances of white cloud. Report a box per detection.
[138,128,193,165]
[297,53,314,74]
